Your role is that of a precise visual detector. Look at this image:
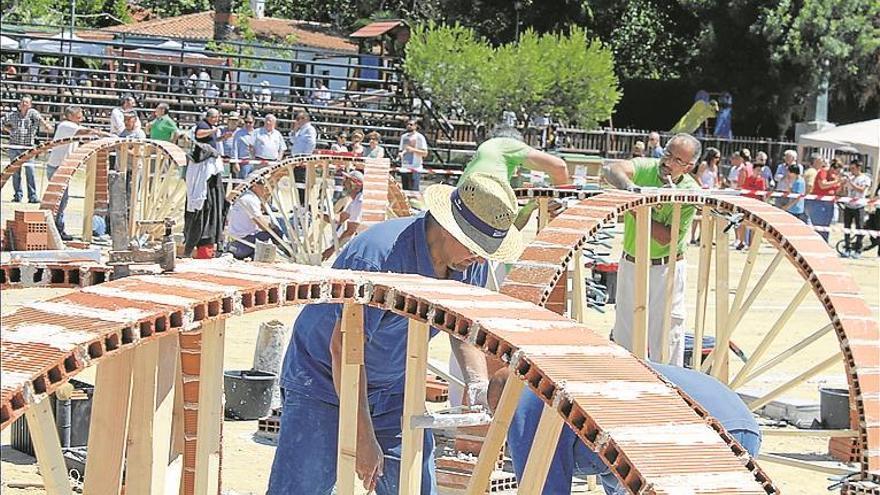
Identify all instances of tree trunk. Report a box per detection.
[213,0,233,41]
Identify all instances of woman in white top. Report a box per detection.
[691,147,721,244]
[350,130,365,156]
[330,131,348,152]
[364,131,385,159]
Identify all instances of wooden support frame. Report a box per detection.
[758,453,855,476]
[761,428,857,438]
[193,319,225,495]
[168,337,186,493]
[571,248,587,323]
[632,206,651,359]
[83,351,134,495]
[749,352,842,411]
[400,319,430,493]
[25,397,73,495]
[737,323,835,388]
[518,403,564,495]
[336,303,365,495]
[692,208,714,368]
[537,198,549,232]
[660,204,681,364]
[81,154,97,242]
[710,220,730,381]
[727,251,785,332]
[465,376,526,495]
[126,336,179,495]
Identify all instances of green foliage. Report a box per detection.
[205,3,259,68]
[404,22,620,128]
[133,0,212,19]
[2,0,132,28]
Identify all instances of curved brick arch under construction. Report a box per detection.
[500,190,880,487]
[0,135,101,191]
[1,257,778,494]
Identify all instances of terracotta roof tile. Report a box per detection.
[103,12,356,52]
[349,20,405,38]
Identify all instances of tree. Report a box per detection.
[129,0,211,19]
[2,0,131,28]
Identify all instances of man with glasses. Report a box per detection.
[602,133,701,366]
[231,115,257,178]
[397,119,428,191]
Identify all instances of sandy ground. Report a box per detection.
[1,161,878,494]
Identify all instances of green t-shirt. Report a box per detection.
[458,137,533,184]
[622,158,699,259]
[149,115,178,142]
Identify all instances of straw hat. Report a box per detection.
[423,173,524,262]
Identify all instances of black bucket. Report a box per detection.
[819,387,851,430]
[224,370,276,420]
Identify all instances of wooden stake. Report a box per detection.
[758,453,855,476]
[82,154,97,242]
[193,319,225,495]
[659,204,681,364]
[537,198,549,232]
[710,220,729,381]
[399,319,430,493]
[692,209,713,368]
[518,403,564,495]
[571,248,587,323]
[737,323,834,388]
[168,336,185,493]
[83,352,134,495]
[336,304,364,495]
[128,145,143,238]
[632,206,651,359]
[749,352,842,411]
[25,397,72,495]
[761,428,856,438]
[727,251,785,332]
[465,376,525,495]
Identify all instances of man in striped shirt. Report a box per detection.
[2,96,53,202]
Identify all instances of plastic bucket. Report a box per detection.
[223,370,276,420]
[819,387,851,430]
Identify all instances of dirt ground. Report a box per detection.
[1,163,877,494]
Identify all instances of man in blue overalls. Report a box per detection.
[495,363,761,494]
[268,173,525,494]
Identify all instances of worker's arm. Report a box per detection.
[194,126,216,139]
[601,159,636,190]
[36,113,53,134]
[524,149,570,186]
[330,319,383,491]
[449,335,489,407]
[337,218,358,245]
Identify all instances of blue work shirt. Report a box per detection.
[788,177,806,214]
[508,362,761,495]
[231,127,254,160]
[280,214,487,410]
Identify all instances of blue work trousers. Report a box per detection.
[267,389,438,495]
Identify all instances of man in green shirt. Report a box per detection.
[602,133,701,366]
[146,103,178,142]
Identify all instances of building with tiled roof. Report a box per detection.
[101,11,356,53]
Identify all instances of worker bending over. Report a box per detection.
[226,177,283,259]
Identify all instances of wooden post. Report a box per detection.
[83,352,134,495]
[399,319,430,493]
[709,219,730,380]
[736,323,834,388]
[168,337,186,493]
[632,206,651,359]
[25,397,73,495]
[692,208,714,368]
[128,145,143,238]
[465,377,525,495]
[193,319,225,495]
[727,251,785,333]
[82,154,97,242]
[659,204,681,364]
[518,403,564,495]
[336,304,365,495]
[126,337,179,494]
[537,198,549,232]
[571,248,587,323]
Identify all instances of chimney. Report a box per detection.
[249,0,265,19]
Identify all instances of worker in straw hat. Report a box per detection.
[268,173,523,494]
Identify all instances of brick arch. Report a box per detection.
[0,257,777,493]
[0,135,100,190]
[500,190,880,481]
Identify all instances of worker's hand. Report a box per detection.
[356,432,384,491]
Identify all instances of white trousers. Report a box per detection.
[612,256,687,366]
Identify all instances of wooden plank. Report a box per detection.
[727,251,785,332]
[571,248,587,323]
[336,303,365,495]
[399,319,430,493]
[537,198,549,232]
[736,323,834,388]
[659,204,681,364]
[168,336,185,493]
[25,397,73,495]
[465,377,525,495]
[692,208,713,367]
[761,428,857,438]
[126,337,179,495]
[632,205,651,359]
[128,145,143,237]
[193,319,225,495]
[518,403,564,495]
[749,352,841,411]
[711,219,730,381]
[81,154,97,242]
[758,453,855,476]
[83,352,134,495]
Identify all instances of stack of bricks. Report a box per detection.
[93,148,111,213]
[7,211,49,251]
[435,450,518,493]
[829,435,861,463]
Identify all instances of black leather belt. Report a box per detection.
[623,252,684,266]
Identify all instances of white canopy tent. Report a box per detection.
[799,119,880,186]
[25,32,106,57]
[1,35,19,50]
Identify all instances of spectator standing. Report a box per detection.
[647,131,664,158]
[109,96,141,136]
[289,111,317,155]
[118,112,146,139]
[146,103,178,142]
[803,154,820,194]
[364,131,385,159]
[46,105,109,239]
[350,130,365,156]
[755,151,774,190]
[631,140,646,158]
[184,108,230,258]
[781,164,807,222]
[197,69,211,100]
[231,115,257,178]
[736,161,767,249]
[250,114,287,166]
[1,95,53,202]
[773,149,801,207]
[841,159,872,258]
[809,157,841,242]
[726,151,745,188]
[257,81,272,104]
[737,149,754,189]
[312,79,331,105]
[397,119,428,191]
[330,131,348,152]
[220,111,239,160]
[690,147,721,244]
